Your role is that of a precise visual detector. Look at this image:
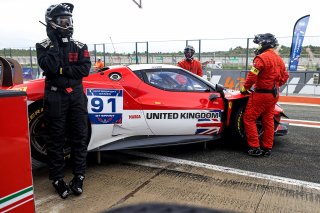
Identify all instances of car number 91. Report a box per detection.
[87,89,123,124]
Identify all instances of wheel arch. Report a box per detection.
[225,97,248,128]
[222,97,249,143]
[28,99,92,141]
[27,99,92,162]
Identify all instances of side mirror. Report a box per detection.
[215,84,224,92]
[215,84,225,99]
[209,93,219,101]
[99,67,110,75]
[98,67,110,72]
[101,67,110,71]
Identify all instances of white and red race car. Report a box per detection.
[0,58,288,162]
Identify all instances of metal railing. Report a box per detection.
[1,36,320,95]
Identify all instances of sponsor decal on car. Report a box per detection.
[87,89,123,124]
[8,87,27,92]
[195,110,222,135]
[129,115,141,119]
[146,111,221,120]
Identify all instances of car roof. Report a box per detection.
[128,64,179,71]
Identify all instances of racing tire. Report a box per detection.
[231,106,279,142]
[230,106,264,141]
[28,101,72,163]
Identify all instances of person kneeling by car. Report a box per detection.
[240,33,289,157]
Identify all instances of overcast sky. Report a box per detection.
[0,0,319,50]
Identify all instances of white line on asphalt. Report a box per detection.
[123,150,320,191]
[288,123,320,128]
[278,102,320,107]
[282,118,320,124]
[282,118,320,128]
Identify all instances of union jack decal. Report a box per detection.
[195,110,221,135]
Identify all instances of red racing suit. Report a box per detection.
[177,58,203,77]
[243,49,289,149]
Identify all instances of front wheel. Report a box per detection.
[231,106,264,141]
[28,101,71,163]
[230,106,279,141]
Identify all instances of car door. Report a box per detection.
[136,68,225,136]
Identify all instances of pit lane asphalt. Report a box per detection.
[32,104,320,212]
[142,104,320,184]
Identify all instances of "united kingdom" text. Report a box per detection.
[146,112,221,120]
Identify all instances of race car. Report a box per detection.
[0,57,288,162]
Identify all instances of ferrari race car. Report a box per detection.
[0,57,288,162]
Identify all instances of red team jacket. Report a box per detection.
[243,49,289,91]
[177,59,203,77]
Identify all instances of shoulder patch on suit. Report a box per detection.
[38,38,51,48]
[71,38,85,48]
[250,66,260,75]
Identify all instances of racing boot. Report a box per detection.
[248,147,263,157]
[262,149,272,157]
[69,175,85,196]
[52,179,70,199]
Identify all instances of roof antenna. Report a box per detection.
[109,37,116,54]
[132,0,142,8]
[108,37,116,64]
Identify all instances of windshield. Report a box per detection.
[140,68,213,92]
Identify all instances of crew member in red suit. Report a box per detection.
[240,33,289,157]
[177,45,203,77]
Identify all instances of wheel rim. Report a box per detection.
[238,116,264,139]
[29,113,71,157]
[30,113,47,156]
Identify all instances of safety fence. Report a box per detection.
[12,67,319,96]
[1,36,320,95]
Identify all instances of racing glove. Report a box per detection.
[46,25,59,47]
[240,86,249,94]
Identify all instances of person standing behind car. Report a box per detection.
[36,3,91,199]
[94,57,104,71]
[240,33,289,157]
[177,45,203,77]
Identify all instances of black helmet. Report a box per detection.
[253,33,278,55]
[184,45,195,60]
[45,3,74,37]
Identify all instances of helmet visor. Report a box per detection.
[55,16,73,29]
[184,48,194,59]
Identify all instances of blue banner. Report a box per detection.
[289,15,310,71]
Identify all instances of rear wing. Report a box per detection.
[0,56,23,87]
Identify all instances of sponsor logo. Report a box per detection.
[146,111,221,120]
[129,115,141,119]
